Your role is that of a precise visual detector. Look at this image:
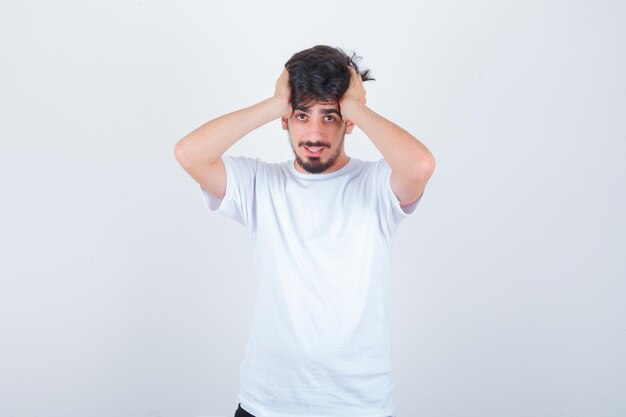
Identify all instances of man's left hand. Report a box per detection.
[339,66,367,123]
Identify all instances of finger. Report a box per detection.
[348,67,362,83]
[350,68,359,85]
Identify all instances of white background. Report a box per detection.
[1,1,624,416]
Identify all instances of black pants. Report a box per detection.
[234,403,256,417]
[234,403,394,416]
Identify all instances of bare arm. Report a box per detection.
[173,69,292,199]
[174,69,291,166]
[340,67,435,208]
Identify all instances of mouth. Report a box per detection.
[304,146,326,157]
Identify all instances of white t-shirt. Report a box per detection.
[200,155,422,417]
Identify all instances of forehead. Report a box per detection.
[294,101,340,114]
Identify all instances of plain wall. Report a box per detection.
[1,1,624,416]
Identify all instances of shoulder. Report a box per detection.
[222,155,275,174]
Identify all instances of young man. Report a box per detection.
[174,45,435,417]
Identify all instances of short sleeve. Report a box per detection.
[375,158,423,239]
[199,155,259,232]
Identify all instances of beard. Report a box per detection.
[288,132,346,174]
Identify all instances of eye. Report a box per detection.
[324,115,336,122]
[295,113,307,121]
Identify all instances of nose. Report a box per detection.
[305,118,326,140]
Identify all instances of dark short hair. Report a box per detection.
[284,45,374,109]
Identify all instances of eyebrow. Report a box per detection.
[293,106,342,117]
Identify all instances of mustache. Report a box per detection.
[302,143,329,147]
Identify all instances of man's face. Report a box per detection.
[281,101,355,174]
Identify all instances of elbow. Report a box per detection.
[426,155,436,175]
[174,142,191,167]
[416,155,436,179]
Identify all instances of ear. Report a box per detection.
[281,117,289,130]
[345,120,355,134]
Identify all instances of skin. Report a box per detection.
[277,68,362,175]
[175,66,434,207]
[280,66,435,208]
[281,101,354,174]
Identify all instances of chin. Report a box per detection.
[299,153,340,173]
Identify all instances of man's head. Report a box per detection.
[281,45,374,174]
[284,45,374,109]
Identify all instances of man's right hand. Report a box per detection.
[174,67,295,191]
[273,68,292,119]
